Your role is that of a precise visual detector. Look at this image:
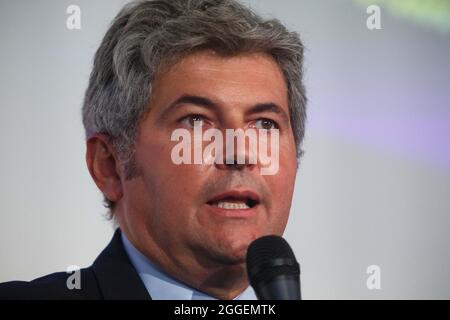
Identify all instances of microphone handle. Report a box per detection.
[255,275,301,300]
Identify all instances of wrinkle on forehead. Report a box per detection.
[169,52,287,89]
[175,51,283,74]
[188,66,281,76]
[168,70,282,86]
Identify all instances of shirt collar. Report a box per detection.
[121,232,257,300]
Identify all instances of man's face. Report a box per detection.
[119,51,298,266]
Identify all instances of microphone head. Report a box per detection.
[246,235,300,296]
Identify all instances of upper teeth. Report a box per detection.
[216,201,250,209]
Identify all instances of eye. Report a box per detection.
[254,118,279,130]
[179,114,208,128]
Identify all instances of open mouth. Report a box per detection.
[207,191,260,210]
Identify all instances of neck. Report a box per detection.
[187,262,250,300]
[152,246,250,300]
[121,227,250,300]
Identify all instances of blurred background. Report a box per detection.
[0,0,449,299]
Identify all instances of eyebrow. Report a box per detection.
[247,102,290,126]
[159,95,217,120]
[160,94,290,126]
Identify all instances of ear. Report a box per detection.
[85,134,123,203]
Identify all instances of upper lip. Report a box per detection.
[207,189,261,206]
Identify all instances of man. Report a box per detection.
[0,0,306,299]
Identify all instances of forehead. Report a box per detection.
[150,50,289,111]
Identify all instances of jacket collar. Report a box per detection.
[92,228,151,300]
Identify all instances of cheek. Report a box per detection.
[136,136,209,213]
[267,148,297,211]
[265,167,296,235]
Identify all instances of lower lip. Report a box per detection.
[206,203,259,218]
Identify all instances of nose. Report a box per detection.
[215,155,251,171]
[214,131,257,171]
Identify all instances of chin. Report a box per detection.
[210,249,247,266]
[210,233,259,265]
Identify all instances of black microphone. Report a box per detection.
[246,235,301,300]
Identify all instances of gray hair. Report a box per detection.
[82,0,307,215]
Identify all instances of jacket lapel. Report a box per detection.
[92,228,152,300]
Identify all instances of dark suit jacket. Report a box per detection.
[0,229,152,299]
